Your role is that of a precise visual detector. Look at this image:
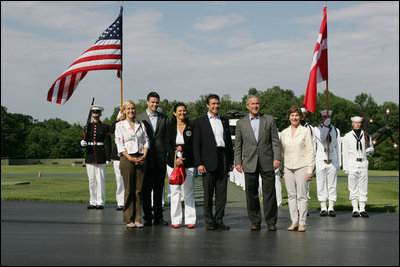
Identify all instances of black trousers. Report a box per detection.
[142,163,167,222]
[203,148,228,226]
[244,160,277,225]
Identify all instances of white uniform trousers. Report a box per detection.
[315,162,337,202]
[167,166,196,225]
[348,167,368,202]
[113,161,125,207]
[284,166,308,226]
[86,163,106,206]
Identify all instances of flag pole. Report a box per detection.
[120,2,123,108]
[324,5,331,164]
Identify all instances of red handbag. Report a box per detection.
[169,151,186,185]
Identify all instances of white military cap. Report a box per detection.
[301,107,307,113]
[351,116,363,122]
[320,110,332,116]
[91,105,104,112]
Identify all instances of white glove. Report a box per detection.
[80,140,88,147]
[106,161,110,165]
[323,118,331,127]
[117,111,122,120]
[366,147,374,156]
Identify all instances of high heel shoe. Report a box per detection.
[298,225,306,232]
[287,224,298,231]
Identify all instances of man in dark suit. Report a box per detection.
[234,95,281,231]
[193,94,234,230]
[136,92,169,226]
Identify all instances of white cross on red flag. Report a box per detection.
[303,6,328,113]
[47,8,123,105]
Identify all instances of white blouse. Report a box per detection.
[176,128,185,158]
[281,124,315,174]
[115,119,150,155]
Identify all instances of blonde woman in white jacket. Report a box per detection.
[281,106,315,232]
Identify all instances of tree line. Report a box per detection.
[1,86,398,170]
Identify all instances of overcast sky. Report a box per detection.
[1,1,399,125]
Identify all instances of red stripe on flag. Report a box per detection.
[69,54,122,66]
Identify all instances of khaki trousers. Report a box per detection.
[119,155,146,223]
[284,166,308,226]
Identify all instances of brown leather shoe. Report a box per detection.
[267,224,277,231]
[251,223,261,231]
[287,224,298,231]
[298,225,306,232]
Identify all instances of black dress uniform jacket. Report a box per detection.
[82,121,111,164]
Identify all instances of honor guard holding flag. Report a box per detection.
[342,116,374,218]
[80,105,111,209]
[313,110,341,217]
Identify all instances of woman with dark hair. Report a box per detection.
[166,103,196,229]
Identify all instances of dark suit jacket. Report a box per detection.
[136,111,169,168]
[166,119,194,169]
[193,114,234,172]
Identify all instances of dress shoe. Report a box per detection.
[87,205,96,209]
[298,225,306,232]
[154,219,168,226]
[328,210,336,217]
[187,224,196,229]
[95,205,104,210]
[116,206,123,211]
[172,224,181,228]
[251,223,261,231]
[134,222,144,228]
[267,224,277,231]
[352,211,360,217]
[206,224,216,230]
[144,220,153,226]
[216,223,230,230]
[126,222,135,228]
[287,224,298,231]
[360,211,369,218]
[320,210,328,217]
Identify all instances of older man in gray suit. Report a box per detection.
[234,95,281,231]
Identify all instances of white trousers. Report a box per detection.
[86,163,106,206]
[284,167,308,226]
[113,161,125,206]
[167,166,196,225]
[348,167,368,202]
[316,162,337,202]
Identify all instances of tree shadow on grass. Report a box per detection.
[332,204,398,213]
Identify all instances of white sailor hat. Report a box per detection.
[320,110,332,116]
[301,107,307,113]
[91,105,104,112]
[351,116,363,122]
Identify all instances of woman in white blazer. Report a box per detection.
[281,106,315,232]
[115,100,150,228]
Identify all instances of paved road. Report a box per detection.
[1,181,399,266]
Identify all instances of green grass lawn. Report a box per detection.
[1,164,399,212]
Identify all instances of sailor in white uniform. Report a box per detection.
[342,116,374,218]
[313,110,341,217]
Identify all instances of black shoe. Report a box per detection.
[360,211,369,218]
[144,220,153,226]
[95,205,104,209]
[154,219,168,226]
[352,211,360,217]
[87,205,96,209]
[206,224,216,230]
[116,206,123,211]
[216,223,230,230]
[267,224,277,231]
[328,210,336,217]
[320,210,328,217]
[251,223,261,231]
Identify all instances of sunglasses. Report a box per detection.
[92,110,101,114]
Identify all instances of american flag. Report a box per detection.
[47,8,122,104]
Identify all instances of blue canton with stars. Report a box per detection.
[95,12,122,43]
